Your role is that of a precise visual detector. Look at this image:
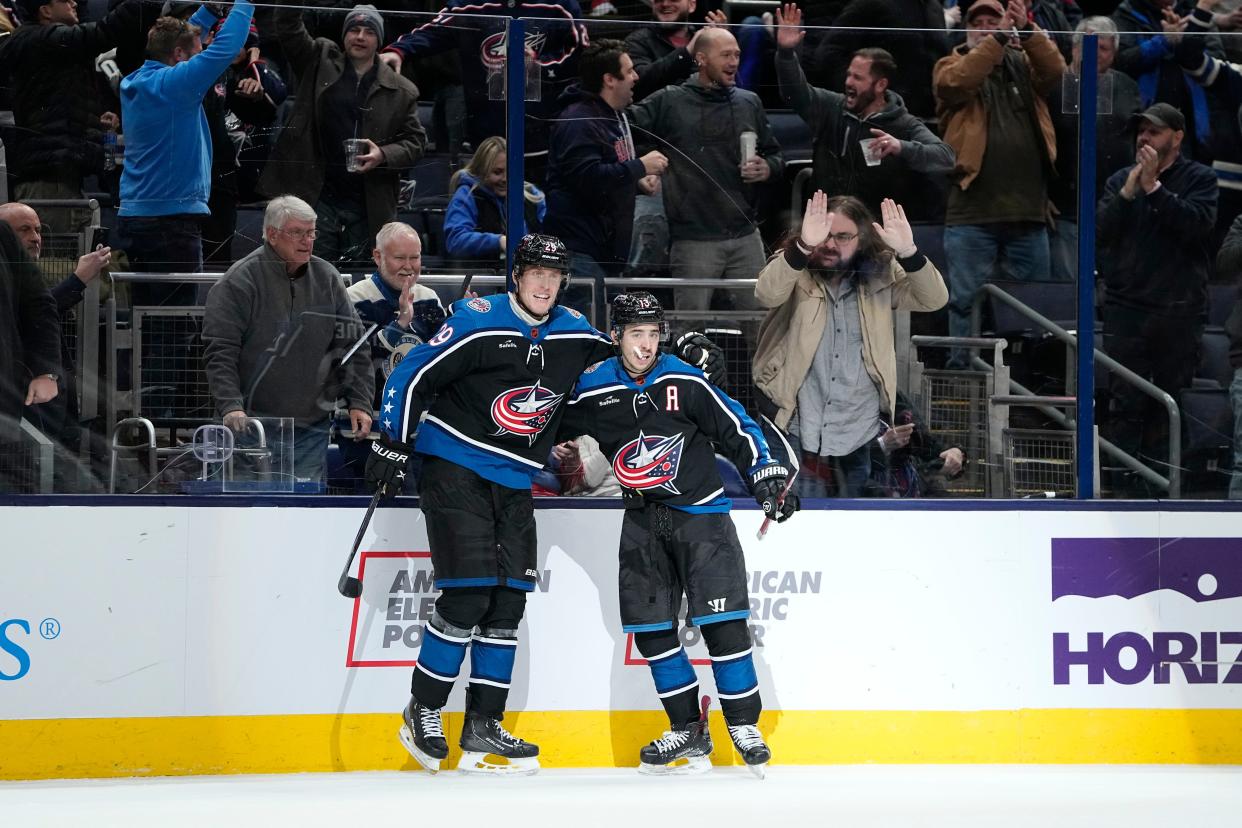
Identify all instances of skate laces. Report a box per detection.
[485,718,524,748]
[418,706,445,739]
[652,729,693,753]
[728,724,764,750]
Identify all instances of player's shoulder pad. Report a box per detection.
[549,304,606,335]
[655,354,708,382]
[571,358,626,399]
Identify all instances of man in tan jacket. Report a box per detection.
[933,0,1064,367]
[752,191,948,496]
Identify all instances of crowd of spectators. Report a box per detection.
[1,0,1242,498]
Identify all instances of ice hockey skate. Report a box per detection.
[398,698,448,773]
[638,697,714,776]
[727,724,771,779]
[457,713,540,776]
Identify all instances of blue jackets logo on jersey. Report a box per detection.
[612,431,686,494]
[491,382,565,444]
[467,297,492,313]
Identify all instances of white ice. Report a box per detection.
[2,766,1240,827]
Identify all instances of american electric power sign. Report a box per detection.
[345,536,1242,689]
[345,549,821,669]
[1052,537,1242,686]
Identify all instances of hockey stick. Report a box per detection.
[757,415,800,541]
[338,487,383,598]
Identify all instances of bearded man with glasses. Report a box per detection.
[751,191,947,497]
[202,195,375,485]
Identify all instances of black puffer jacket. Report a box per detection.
[629,76,784,241]
[0,0,139,182]
[0,223,60,439]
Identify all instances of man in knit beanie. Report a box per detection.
[261,0,425,263]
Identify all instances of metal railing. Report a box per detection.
[989,395,1098,498]
[970,283,1181,498]
[906,336,1010,497]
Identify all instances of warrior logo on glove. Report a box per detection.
[612,431,686,494]
[490,381,565,444]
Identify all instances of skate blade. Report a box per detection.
[457,751,540,777]
[397,724,442,774]
[637,755,713,776]
[744,761,767,780]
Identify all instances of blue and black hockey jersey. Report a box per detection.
[561,353,775,513]
[380,294,613,489]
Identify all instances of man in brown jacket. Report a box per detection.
[259,2,426,263]
[752,191,948,496]
[933,0,1064,367]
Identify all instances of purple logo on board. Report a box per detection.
[1051,537,1242,686]
[1052,537,1242,602]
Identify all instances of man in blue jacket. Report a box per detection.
[545,39,669,280]
[117,1,255,291]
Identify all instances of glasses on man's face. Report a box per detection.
[826,232,859,245]
[280,228,317,241]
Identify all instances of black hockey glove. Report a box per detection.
[365,433,413,498]
[751,464,798,523]
[675,331,726,387]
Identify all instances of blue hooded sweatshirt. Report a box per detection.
[118,2,255,217]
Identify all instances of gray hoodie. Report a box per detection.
[629,75,784,242]
[202,244,375,424]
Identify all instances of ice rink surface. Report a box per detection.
[3,766,1241,827]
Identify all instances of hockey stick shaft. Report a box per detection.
[338,487,383,597]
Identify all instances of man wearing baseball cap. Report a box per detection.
[260,0,426,263]
[1097,102,1218,495]
[932,0,1065,368]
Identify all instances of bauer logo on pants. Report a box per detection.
[1051,537,1242,687]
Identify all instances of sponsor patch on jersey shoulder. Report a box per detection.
[467,297,491,313]
[428,325,454,346]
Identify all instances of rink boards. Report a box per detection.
[1,500,1241,779]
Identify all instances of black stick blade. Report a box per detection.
[338,574,362,599]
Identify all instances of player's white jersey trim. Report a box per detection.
[423,415,546,470]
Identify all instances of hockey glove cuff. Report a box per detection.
[675,331,726,387]
[365,433,413,498]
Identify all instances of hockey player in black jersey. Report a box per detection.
[364,236,723,776]
[560,292,799,778]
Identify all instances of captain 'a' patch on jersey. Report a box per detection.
[491,381,564,445]
[612,430,686,494]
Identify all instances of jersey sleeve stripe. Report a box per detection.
[422,414,546,470]
[659,373,763,466]
[691,487,726,505]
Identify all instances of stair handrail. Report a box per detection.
[971,283,1181,497]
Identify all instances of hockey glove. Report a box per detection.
[751,464,799,523]
[365,433,413,498]
[675,331,726,387]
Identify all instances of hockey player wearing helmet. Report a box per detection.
[558,291,799,778]
[365,237,725,776]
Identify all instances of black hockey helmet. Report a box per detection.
[510,234,571,308]
[610,291,669,342]
[513,233,571,276]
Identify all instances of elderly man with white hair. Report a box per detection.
[202,195,375,484]
[347,222,445,407]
